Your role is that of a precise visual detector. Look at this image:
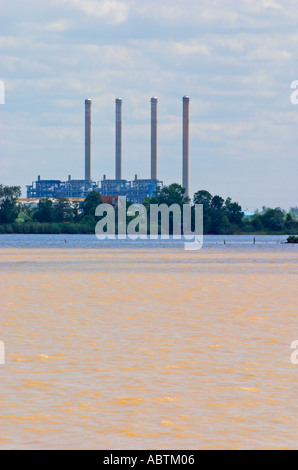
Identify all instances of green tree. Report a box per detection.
[261,208,285,231]
[290,207,298,220]
[81,191,103,222]
[144,184,189,235]
[150,183,189,207]
[33,198,54,223]
[0,185,21,224]
[251,215,263,231]
[192,191,243,234]
[53,198,74,222]
[285,213,295,230]
[192,190,212,233]
[209,195,225,233]
[210,210,227,234]
[225,197,243,225]
[193,190,212,212]
[72,201,80,223]
[16,204,33,223]
[211,195,224,211]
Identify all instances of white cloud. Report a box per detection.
[174,41,211,57]
[0,36,25,48]
[246,45,291,61]
[44,20,71,32]
[1,0,298,208]
[261,0,282,10]
[64,0,129,24]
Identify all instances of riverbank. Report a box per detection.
[0,222,95,234]
[0,221,297,236]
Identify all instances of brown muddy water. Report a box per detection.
[0,235,297,449]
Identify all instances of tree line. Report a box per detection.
[0,185,102,234]
[0,183,297,235]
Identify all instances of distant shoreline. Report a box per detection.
[0,223,296,237]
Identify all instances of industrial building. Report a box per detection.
[26,175,96,199]
[26,96,190,203]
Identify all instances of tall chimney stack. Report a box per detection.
[151,97,158,180]
[85,99,92,181]
[115,98,122,180]
[182,96,190,198]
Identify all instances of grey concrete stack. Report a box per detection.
[85,99,92,181]
[115,98,122,180]
[151,97,158,180]
[182,96,190,198]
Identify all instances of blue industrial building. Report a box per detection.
[26,174,162,204]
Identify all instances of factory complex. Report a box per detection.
[26,96,190,204]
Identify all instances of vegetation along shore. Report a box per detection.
[0,184,297,236]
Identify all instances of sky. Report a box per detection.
[1,0,298,210]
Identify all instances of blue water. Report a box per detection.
[0,234,292,250]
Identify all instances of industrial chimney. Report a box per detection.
[85,99,92,181]
[182,96,190,198]
[151,97,158,180]
[115,98,122,180]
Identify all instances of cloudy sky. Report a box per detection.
[1,0,298,210]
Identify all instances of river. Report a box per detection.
[0,235,297,449]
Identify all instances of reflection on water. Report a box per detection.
[0,235,297,449]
